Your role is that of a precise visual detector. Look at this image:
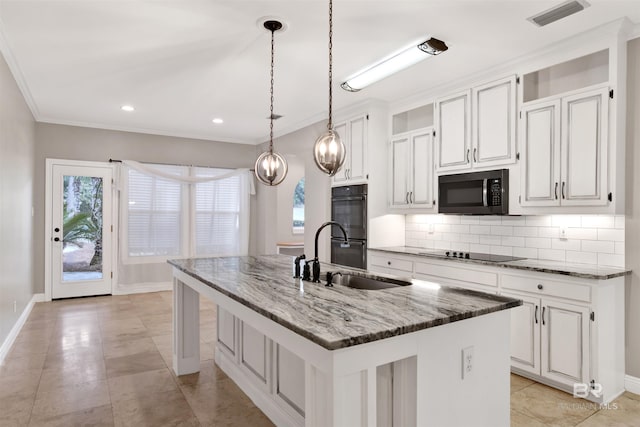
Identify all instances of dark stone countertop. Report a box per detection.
[168,255,521,351]
[369,247,630,280]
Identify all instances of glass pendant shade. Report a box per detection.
[313,129,346,176]
[254,150,288,186]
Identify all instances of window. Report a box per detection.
[122,163,249,263]
[292,177,304,234]
[127,165,185,258]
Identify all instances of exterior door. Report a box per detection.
[50,163,113,299]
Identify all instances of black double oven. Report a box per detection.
[330,184,367,269]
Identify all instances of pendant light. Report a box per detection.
[255,20,288,186]
[313,0,346,177]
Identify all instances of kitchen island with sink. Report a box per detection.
[169,255,522,427]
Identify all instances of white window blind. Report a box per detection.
[194,167,242,256]
[127,165,185,257]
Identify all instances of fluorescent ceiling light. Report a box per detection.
[341,37,448,92]
[121,105,135,112]
[212,117,224,124]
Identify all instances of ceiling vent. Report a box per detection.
[528,0,590,27]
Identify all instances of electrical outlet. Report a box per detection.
[462,346,474,379]
[559,227,568,240]
[13,301,17,313]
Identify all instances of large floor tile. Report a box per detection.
[511,383,599,426]
[111,389,198,427]
[0,351,47,376]
[102,336,158,359]
[104,350,167,378]
[107,368,179,404]
[173,361,228,386]
[510,409,548,427]
[575,394,640,427]
[31,379,110,420]
[28,403,114,427]
[510,374,536,393]
[38,360,107,392]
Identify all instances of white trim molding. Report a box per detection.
[112,281,172,295]
[625,375,640,396]
[0,293,45,365]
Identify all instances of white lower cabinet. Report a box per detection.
[503,292,590,388]
[240,322,271,391]
[217,306,237,357]
[274,344,305,421]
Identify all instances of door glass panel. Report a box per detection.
[62,175,104,282]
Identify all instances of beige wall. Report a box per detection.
[625,37,640,378]
[33,123,258,293]
[0,53,36,344]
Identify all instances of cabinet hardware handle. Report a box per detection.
[535,305,539,324]
[562,182,566,199]
[473,148,477,163]
[554,183,558,200]
[54,237,60,242]
[387,261,391,266]
[542,306,546,325]
[466,149,470,163]
[54,227,60,232]
[537,284,543,290]
[406,192,409,204]
[410,192,413,203]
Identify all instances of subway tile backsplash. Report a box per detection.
[405,215,625,268]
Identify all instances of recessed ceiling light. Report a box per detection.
[121,105,135,112]
[212,118,224,124]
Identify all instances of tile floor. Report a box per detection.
[0,291,638,426]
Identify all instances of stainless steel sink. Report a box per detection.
[332,274,412,290]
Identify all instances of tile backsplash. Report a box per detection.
[405,215,625,268]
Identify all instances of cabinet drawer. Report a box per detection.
[369,254,413,273]
[414,261,498,287]
[502,274,591,303]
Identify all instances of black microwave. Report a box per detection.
[438,169,509,215]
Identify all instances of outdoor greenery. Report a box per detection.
[63,176,103,266]
[293,178,305,228]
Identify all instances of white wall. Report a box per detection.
[0,52,36,345]
[33,123,258,293]
[624,37,640,378]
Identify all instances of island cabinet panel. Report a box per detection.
[217,307,237,357]
[240,322,271,389]
[274,344,306,419]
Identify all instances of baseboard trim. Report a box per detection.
[0,293,44,365]
[112,281,172,295]
[625,375,640,395]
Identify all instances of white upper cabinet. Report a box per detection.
[521,85,609,207]
[332,114,368,186]
[436,76,517,173]
[561,87,609,206]
[472,75,517,167]
[389,128,434,209]
[435,89,471,172]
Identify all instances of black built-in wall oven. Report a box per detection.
[331,184,367,269]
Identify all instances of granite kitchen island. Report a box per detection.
[169,255,522,427]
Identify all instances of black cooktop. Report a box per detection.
[442,251,524,263]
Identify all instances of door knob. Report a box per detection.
[54,227,60,232]
[54,237,60,242]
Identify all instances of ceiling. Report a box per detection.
[0,1,639,145]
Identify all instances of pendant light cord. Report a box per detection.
[269,27,275,151]
[328,0,333,130]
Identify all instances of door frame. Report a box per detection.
[44,158,117,301]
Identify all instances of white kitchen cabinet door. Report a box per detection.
[274,344,306,420]
[504,293,540,375]
[520,99,562,207]
[560,86,609,206]
[436,89,471,172]
[240,322,271,390]
[217,307,237,357]
[472,75,517,167]
[332,121,348,184]
[410,130,434,208]
[348,115,367,181]
[390,135,410,207]
[541,299,590,388]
